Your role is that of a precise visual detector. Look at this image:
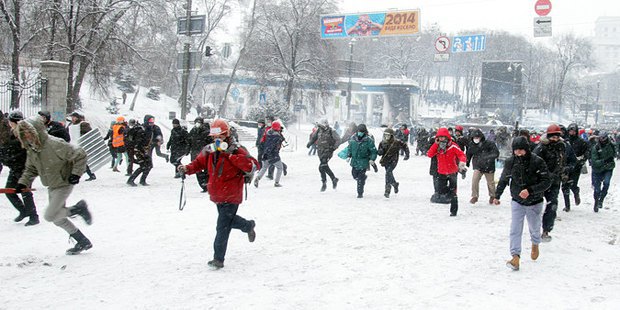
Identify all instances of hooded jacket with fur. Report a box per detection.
[15,117,87,189]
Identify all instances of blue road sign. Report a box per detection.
[259,93,266,104]
[451,34,486,53]
[231,88,240,100]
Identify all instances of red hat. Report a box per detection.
[436,127,451,140]
[271,121,282,131]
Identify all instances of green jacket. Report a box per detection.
[16,118,87,189]
[591,141,616,173]
[346,134,377,170]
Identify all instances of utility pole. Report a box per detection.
[179,0,192,120]
[346,38,356,121]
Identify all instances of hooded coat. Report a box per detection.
[344,129,377,170]
[427,127,466,175]
[307,125,340,157]
[15,117,87,189]
[495,137,551,206]
[378,129,409,166]
[466,129,499,173]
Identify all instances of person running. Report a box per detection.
[14,117,93,255]
[187,116,212,192]
[143,114,169,163]
[177,119,257,269]
[111,116,127,172]
[1,111,39,226]
[562,123,590,211]
[494,136,550,271]
[533,124,575,242]
[167,119,189,178]
[67,111,96,181]
[341,124,377,198]
[378,128,409,198]
[466,128,499,204]
[254,121,285,187]
[306,119,340,192]
[126,119,152,186]
[124,119,138,176]
[427,127,467,216]
[590,131,616,212]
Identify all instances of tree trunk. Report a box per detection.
[0,0,22,109]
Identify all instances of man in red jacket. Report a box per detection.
[428,127,467,216]
[178,119,257,269]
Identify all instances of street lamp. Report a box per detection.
[507,62,524,122]
[346,38,356,121]
[595,79,601,125]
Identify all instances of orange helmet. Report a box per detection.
[116,116,125,123]
[210,119,230,136]
[547,124,562,134]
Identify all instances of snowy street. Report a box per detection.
[1,130,619,308]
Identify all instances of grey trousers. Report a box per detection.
[44,185,78,234]
[510,200,543,256]
[256,160,283,183]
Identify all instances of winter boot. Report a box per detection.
[253,177,260,188]
[139,171,150,186]
[85,174,96,181]
[69,200,92,225]
[25,214,40,226]
[541,231,552,242]
[320,181,327,192]
[450,196,458,217]
[506,255,520,271]
[332,178,339,189]
[531,244,539,260]
[470,197,478,204]
[594,199,600,212]
[247,220,256,242]
[574,191,581,206]
[112,167,120,172]
[384,184,391,198]
[274,182,282,187]
[126,180,138,187]
[207,259,224,269]
[283,164,288,176]
[14,212,28,223]
[66,230,93,255]
[392,182,399,194]
[562,192,571,212]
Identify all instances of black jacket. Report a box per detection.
[533,138,576,182]
[307,126,340,157]
[378,138,409,166]
[188,124,212,159]
[0,134,27,171]
[567,134,590,164]
[466,136,499,173]
[495,152,550,206]
[47,121,70,142]
[167,126,189,155]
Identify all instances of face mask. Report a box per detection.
[357,132,364,137]
[473,138,481,144]
[195,123,202,128]
[383,134,391,141]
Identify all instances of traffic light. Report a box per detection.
[205,46,213,57]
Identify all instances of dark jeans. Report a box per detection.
[543,180,561,232]
[308,144,317,156]
[128,153,153,183]
[351,168,367,195]
[5,169,37,216]
[561,163,584,207]
[592,170,613,202]
[437,173,459,215]
[85,165,96,178]
[126,147,135,174]
[214,203,253,262]
[319,153,335,182]
[384,163,396,185]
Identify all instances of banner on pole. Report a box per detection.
[320,10,420,39]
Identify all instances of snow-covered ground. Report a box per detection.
[1,91,619,309]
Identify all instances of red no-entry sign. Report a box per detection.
[535,0,552,16]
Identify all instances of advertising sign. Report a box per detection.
[320,10,420,39]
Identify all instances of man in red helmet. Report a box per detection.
[177,119,258,269]
[428,127,467,216]
[533,124,576,242]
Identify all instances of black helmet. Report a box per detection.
[512,136,530,151]
[567,123,578,133]
[194,116,204,124]
[38,111,51,122]
[8,111,24,122]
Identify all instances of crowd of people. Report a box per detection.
[1,110,618,271]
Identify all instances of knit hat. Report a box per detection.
[512,136,530,151]
[38,111,51,122]
[172,119,180,125]
[357,124,368,133]
[9,111,24,122]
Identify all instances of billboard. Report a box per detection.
[480,61,523,109]
[320,10,420,39]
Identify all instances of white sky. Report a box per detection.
[339,0,620,38]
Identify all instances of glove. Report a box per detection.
[369,160,375,167]
[68,174,80,185]
[177,165,187,173]
[458,162,467,172]
[15,183,27,193]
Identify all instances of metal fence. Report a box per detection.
[0,78,47,117]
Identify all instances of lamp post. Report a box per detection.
[179,0,192,120]
[595,80,601,125]
[507,62,524,122]
[346,38,356,121]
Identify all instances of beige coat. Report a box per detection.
[15,117,87,189]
